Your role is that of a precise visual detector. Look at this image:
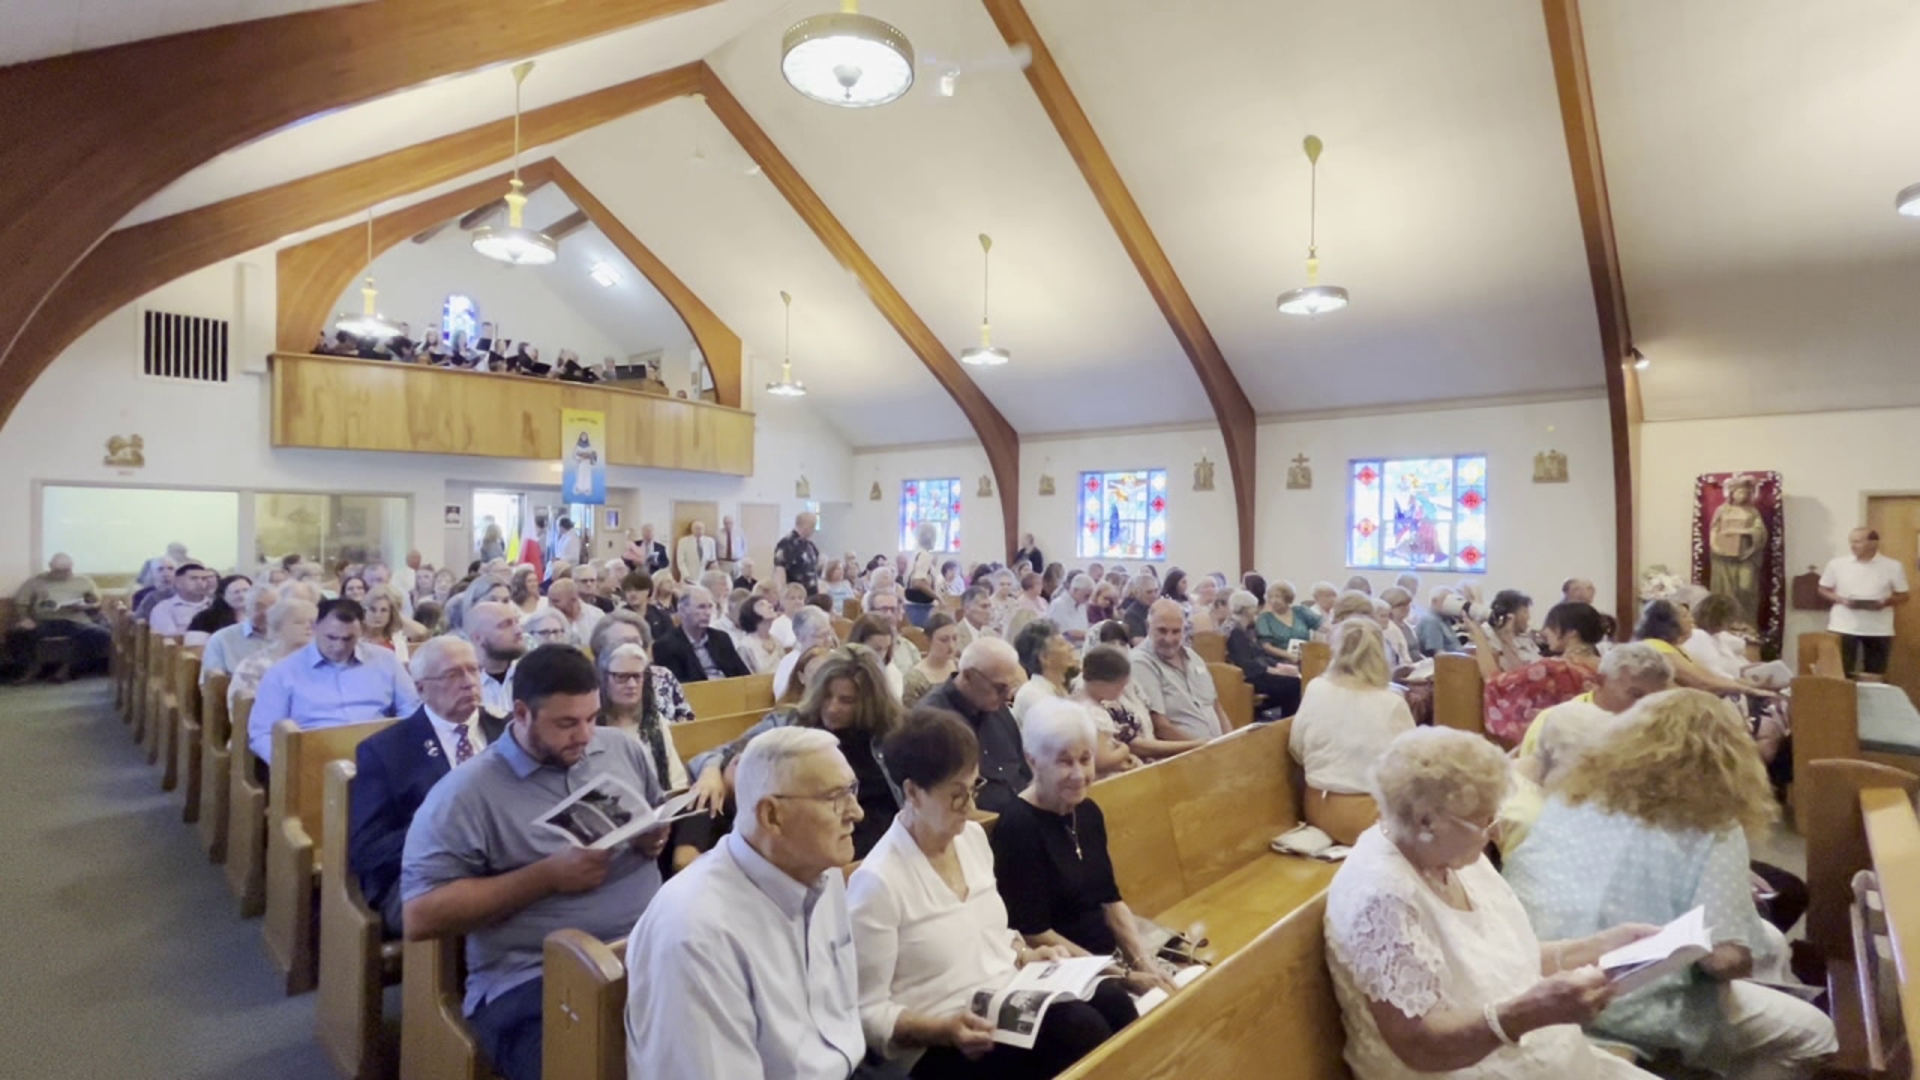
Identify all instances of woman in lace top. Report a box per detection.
[1324,727,1660,1080]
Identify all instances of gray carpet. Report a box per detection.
[0,678,336,1080]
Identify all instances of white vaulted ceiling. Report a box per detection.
[95,0,1920,448]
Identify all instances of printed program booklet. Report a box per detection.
[534,776,703,850]
[968,955,1116,1049]
[1598,905,1713,994]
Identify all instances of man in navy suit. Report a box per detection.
[349,636,508,935]
[652,586,751,684]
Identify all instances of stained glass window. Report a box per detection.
[1347,455,1488,573]
[441,294,479,346]
[1077,470,1169,561]
[899,479,961,553]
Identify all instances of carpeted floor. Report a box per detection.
[0,677,336,1080]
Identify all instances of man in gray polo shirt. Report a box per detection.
[401,645,670,1080]
[1130,598,1230,741]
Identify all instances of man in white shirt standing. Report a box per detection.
[625,727,866,1080]
[1819,527,1911,678]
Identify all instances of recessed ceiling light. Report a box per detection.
[589,262,623,288]
[1899,182,1920,217]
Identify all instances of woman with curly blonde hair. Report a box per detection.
[1504,689,1834,1078]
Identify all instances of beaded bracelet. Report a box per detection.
[1484,1001,1518,1047]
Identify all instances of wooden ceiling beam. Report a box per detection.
[696,63,1022,560]
[0,62,702,432]
[0,0,721,386]
[458,200,507,231]
[980,0,1258,573]
[541,210,593,242]
[546,163,744,408]
[275,160,557,353]
[1542,0,1640,636]
[411,222,454,245]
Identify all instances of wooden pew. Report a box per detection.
[1062,894,1346,1080]
[901,624,928,652]
[1859,785,1920,1072]
[124,619,149,727]
[830,616,854,642]
[1799,630,1845,678]
[1299,639,1331,686]
[225,695,269,917]
[266,718,396,995]
[144,636,180,768]
[671,710,768,769]
[173,650,203,815]
[1208,662,1255,731]
[132,627,159,744]
[1432,652,1486,737]
[1792,675,1920,782]
[543,931,627,1080]
[679,672,774,720]
[317,759,401,1080]
[842,597,863,620]
[1801,759,1920,966]
[400,935,490,1080]
[111,608,132,713]
[1191,630,1227,665]
[199,673,233,862]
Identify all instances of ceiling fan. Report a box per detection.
[918,40,1032,98]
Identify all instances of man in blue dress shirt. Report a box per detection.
[248,598,421,764]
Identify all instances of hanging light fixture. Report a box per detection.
[1276,135,1350,317]
[472,62,558,267]
[959,233,1011,367]
[334,209,400,341]
[766,291,809,398]
[1898,182,1920,217]
[781,0,915,108]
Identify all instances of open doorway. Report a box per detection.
[473,491,524,566]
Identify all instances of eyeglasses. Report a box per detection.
[772,781,861,813]
[965,668,1016,699]
[1445,813,1499,841]
[948,775,989,810]
[530,628,570,641]
[608,671,648,685]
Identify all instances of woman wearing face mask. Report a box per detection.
[849,708,1138,1079]
[989,699,1177,999]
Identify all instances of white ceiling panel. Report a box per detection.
[556,101,977,447]
[1583,0,1920,420]
[706,0,1217,434]
[1020,0,1608,414]
[118,0,784,228]
[0,0,370,68]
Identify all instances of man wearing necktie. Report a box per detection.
[348,636,508,936]
[717,514,748,580]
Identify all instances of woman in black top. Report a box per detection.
[1222,589,1303,717]
[989,697,1176,997]
[186,574,251,636]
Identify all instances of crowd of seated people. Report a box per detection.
[70,517,1857,1079]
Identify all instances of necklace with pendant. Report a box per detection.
[1064,809,1083,860]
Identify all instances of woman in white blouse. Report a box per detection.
[1010,619,1073,728]
[734,593,788,675]
[848,710,1137,1079]
[1290,618,1414,845]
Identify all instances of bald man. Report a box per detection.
[463,601,527,715]
[1130,598,1228,741]
[9,553,110,681]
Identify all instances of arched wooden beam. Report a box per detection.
[0,0,721,379]
[274,162,557,352]
[411,222,454,245]
[1542,0,1639,637]
[979,0,1258,573]
[541,211,593,242]
[0,63,701,434]
[695,64,1021,559]
[546,163,744,408]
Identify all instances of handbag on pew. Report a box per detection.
[1131,915,1212,970]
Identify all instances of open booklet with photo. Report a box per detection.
[1598,905,1713,994]
[533,775,705,851]
[968,955,1116,1049]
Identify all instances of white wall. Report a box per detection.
[0,258,854,590]
[848,443,1006,571]
[1639,406,1920,658]
[334,229,627,363]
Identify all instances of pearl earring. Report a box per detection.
[1416,828,1434,844]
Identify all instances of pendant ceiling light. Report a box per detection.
[1275,135,1350,317]
[473,62,558,267]
[781,0,914,108]
[1899,182,1920,217]
[959,233,1010,367]
[334,209,400,341]
[766,291,809,398]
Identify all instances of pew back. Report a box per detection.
[400,936,486,1080]
[175,651,204,820]
[1061,893,1349,1080]
[1802,759,1920,961]
[316,759,393,1080]
[198,673,233,862]
[1300,640,1331,685]
[680,673,774,719]
[1207,662,1254,731]
[273,720,397,849]
[1191,631,1227,665]
[672,710,767,768]
[1432,653,1486,736]
[1861,786,1920,1053]
[543,930,627,1080]
[1799,630,1845,678]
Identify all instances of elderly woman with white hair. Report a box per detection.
[1223,589,1304,715]
[227,596,318,708]
[990,698,1178,998]
[1290,619,1414,844]
[520,606,573,650]
[595,642,689,792]
[1326,727,1661,1080]
[1046,572,1096,646]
